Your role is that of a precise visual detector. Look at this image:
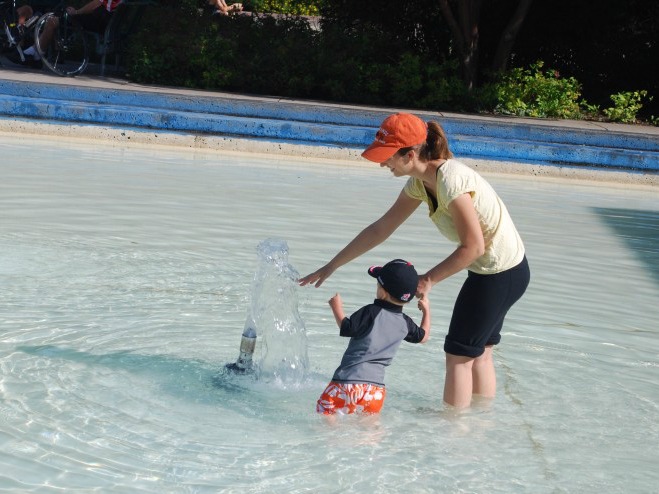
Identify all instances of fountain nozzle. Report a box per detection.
[225,325,257,374]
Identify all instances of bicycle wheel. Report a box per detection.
[34,12,88,76]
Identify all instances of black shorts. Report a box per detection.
[444,256,530,358]
[73,6,112,35]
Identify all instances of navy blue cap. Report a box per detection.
[368,259,418,302]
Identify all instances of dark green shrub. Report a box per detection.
[127,9,318,95]
[129,6,657,124]
[126,6,213,86]
[123,0,656,125]
[126,4,469,112]
[314,22,468,111]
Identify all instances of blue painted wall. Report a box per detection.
[1,79,657,171]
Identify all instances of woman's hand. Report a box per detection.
[66,6,77,15]
[298,264,336,288]
[416,274,433,299]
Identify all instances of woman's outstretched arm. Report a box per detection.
[299,190,421,287]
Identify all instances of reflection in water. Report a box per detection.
[593,207,659,286]
[15,344,287,420]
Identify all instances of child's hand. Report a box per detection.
[417,294,430,314]
[417,294,431,343]
[328,293,345,328]
[328,293,342,310]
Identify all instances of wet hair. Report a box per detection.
[397,121,453,161]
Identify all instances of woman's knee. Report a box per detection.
[445,352,474,372]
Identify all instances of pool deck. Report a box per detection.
[1,67,658,185]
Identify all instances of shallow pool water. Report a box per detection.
[1,134,658,493]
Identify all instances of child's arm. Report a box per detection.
[328,293,346,328]
[417,295,431,343]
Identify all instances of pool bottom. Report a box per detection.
[1,129,658,494]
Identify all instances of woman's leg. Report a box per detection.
[443,353,474,408]
[444,258,530,409]
[472,345,496,398]
[444,345,495,408]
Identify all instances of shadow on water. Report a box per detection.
[593,207,659,287]
[15,344,280,418]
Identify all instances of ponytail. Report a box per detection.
[420,121,453,161]
[396,120,453,161]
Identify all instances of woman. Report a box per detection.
[299,113,530,408]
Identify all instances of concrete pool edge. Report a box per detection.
[1,71,658,173]
[3,117,657,187]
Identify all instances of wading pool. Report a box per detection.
[1,134,658,493]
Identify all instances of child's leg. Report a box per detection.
[317,382,345,414]
[360,384,386,414]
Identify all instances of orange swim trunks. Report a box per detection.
[316,381,386,415]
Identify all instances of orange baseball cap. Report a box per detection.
[361,113,428,163]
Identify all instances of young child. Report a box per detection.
[316,259,431,415]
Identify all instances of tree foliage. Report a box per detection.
[125,0,657,122]
[503,0,659,118]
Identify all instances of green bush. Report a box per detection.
[494,61,583,119]
[603,90,651,123]
[251,0,320,15]
[491,61,656,124]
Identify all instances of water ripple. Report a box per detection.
[1,136,658,492]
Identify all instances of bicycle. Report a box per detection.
[1,0,87,75]
[4,1,137,77]
[33,4,89,76]
[0,0,40,64]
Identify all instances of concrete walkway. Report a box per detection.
[1,67,658,184]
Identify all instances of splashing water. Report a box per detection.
[247,238,309,387]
